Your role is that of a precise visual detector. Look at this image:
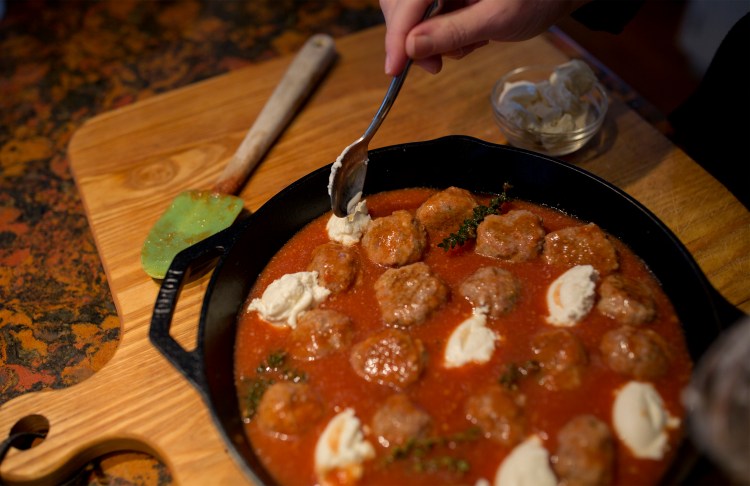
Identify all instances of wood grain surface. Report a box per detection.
[1,24,747,485]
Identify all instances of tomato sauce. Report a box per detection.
[234,188,692,486]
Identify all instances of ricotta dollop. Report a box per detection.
[326,200,371,246]
[546,264,598,326]
[314,408,375,485]
[613,381,680,459]
[444,307,498,368]
[246,271,330,328]
[494,435,556,486]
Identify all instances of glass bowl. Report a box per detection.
[490,64,608,156]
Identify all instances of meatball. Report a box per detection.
[371,394,432,447]
[475,210,546,262]
[464,384,525,446]
[530,329,588,391]
[256,382,323,437]
[307,242,359,293]
[459,266,521,317]
[362,210,427,267]
[542,223,618,276]
[554,415,614,486]
[415,186,477,235]
[374,262,450,327]
[596,273,656,325]
[288,309,353,361]
[350,328,426,389]
[599,326,670,379]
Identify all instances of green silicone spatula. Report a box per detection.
[141,34,336,279]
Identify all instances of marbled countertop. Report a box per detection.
[1,1,385,483]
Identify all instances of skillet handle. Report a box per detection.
[149,229,233,391]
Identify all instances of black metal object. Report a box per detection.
[149,135,742,485]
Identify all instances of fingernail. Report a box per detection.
[411,34,434,57]
[384,53,394,76]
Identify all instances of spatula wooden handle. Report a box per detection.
[212,34,337,195]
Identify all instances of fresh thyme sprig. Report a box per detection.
[438,183,512,251]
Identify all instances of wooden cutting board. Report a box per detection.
[2,24,748,485]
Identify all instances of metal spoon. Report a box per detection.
[328,0,442,217]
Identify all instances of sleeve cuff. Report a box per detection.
[571,0,646,34]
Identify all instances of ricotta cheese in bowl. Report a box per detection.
[491,60,608,155]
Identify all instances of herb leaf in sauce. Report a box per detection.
[239,350,307,421]
[384,427,481,475]
[499,359,541,390]
[438,183,512,251]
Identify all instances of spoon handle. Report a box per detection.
[361,0,442,143]
[362,60,413,143]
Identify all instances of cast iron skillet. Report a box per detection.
[149,135,742,485]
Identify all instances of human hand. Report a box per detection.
[380,0,588,75]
